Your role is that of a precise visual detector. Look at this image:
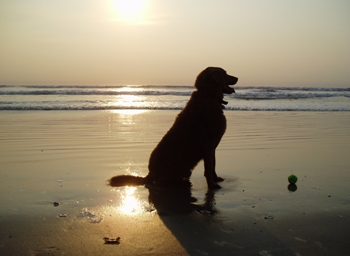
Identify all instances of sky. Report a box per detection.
[1,0,349,87]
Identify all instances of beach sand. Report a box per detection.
[0,110,350,256]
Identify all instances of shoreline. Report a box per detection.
[1,110,350,255]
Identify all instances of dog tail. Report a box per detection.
[108,175,146,187]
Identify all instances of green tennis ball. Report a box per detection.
[288,174,298,184]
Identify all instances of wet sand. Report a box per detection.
[0,110,350,255]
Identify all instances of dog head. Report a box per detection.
[195,67,238,100]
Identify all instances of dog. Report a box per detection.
[109,67,238,189]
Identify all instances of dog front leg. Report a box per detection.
[212,156,225,182]
[204,150,221,189]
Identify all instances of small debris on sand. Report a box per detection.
[103,237,121,244]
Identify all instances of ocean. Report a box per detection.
[0,85,349,111]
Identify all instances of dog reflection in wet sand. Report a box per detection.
[109,67,238,189]
[147,185,217,215]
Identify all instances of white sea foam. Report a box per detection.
[0,85,349,111]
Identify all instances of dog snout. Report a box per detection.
[227,75,238,85]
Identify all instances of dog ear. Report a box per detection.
[195,68,209,90]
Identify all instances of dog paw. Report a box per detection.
[214,177,225,182]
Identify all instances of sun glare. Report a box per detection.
[112,0,147,24]
[116,0,143,15]
[119,187,144,214]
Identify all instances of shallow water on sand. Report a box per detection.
[1,110,349,214]
[0,110,350,255]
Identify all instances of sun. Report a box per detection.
[115,0,144,16]
[112,0,146,24]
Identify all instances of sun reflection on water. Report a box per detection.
[119,187,144,215]
[113,108,148,116]
[107,86,148,110]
